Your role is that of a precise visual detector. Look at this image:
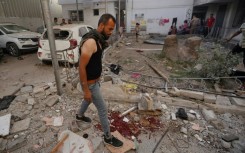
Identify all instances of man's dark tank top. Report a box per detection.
[86,41,103,80]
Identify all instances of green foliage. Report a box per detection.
[191,51,239,78]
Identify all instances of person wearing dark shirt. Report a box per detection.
[76,14,123,148]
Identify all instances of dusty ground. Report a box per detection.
[0,35,244,153]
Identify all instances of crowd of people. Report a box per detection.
[168,14,216,36]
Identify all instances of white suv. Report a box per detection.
[37,24,93,64]
[0,23,41,56]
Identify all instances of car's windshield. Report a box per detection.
[0,25,29,34]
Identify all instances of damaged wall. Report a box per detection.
[126,0,194,34]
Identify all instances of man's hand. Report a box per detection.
[84,90,92,102]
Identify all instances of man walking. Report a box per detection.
[76,14,123,148]
[226,22,245,67]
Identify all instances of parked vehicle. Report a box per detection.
[37,24,93,64]
[0,23,41,57]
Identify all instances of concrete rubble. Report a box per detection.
[0,36,244,153]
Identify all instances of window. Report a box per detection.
[70,10,84,22]
[0,30,3,35]
[93,9,99,16]
[43,29,70,40]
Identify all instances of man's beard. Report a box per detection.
[101,29,110,40]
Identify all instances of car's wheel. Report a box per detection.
[6,43,20,57]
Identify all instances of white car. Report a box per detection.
[37,24,93,64]
[0,23,41,56]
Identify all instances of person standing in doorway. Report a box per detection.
[77,14,123,148]
[226,22,245,67]
[60,18,67,26]
[190,15,200,34]
[135,23,140,42]
[68,19,72,24]
[205,14,215,36]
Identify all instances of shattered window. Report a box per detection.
[43,29,70,40]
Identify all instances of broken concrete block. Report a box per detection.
[221,139,231,149]
[11,118,31,134]
[0,114,11,136]
[187,113,196,121]
[14,95,27,103]
[7,136,27,151]
[202,108,217,121]
[27,98,35,105]
[20,85,33,94]
[157,90,168,97]
[230,97,245,107]
[45,95,60,107]
[222,134,239,142]
[210,120,224,129]
[33,86,44,94]
[179,89,204,100]
[216,96,231,106]
[171,113,177,120]
[204,94,216,104]
[0,138,7,151]
[180,127,187,134]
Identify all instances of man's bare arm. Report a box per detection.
[227,30,242,42]
[79,39,97,101]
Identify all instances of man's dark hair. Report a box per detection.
[98,14,116,26]
[54,17,57,20]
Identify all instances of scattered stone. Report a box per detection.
[14,95,27,103]
[20,85,33,94]
[0,138,7,151]
[161,104,168,110]
[187,113,196,121]
[171,113,177,120]
[157,90,168,97]
[34,105,39,109]
[230,97,245,107]
[28,98,36,105]
[232,138,245,153]
[194,64,202,71]
[24,110,30,115]
[191,123,201,131]
[14,135,18,139]
[180,127,187,134]
[91,137,103,151]
[134,116,140,122]
[0,113,11,136]
[71,76,80,88]
[179,89,204,100]
[210,120,224,129]
[7,136,27,151]
[39,125,47,133]
[222,134,239,142]
[45,95,60,107]
[103,75,112,82]
[221,139,231,149]
[216,95,231,106]
[194,134,203,141]
[202,108,217,121]
[34,91,46,99]
[11,118,31,134]
[27,106,33,111]
[204,94,216,104]
[33,86,44,94]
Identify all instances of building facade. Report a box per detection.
[125,0,194,34]
[0,0,62,32]
[58,0,117,29]
[193,0,245,41]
